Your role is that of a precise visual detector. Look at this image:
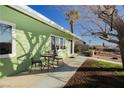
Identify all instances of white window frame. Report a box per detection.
[0,20,16,58]
[60,37,63,48]
[63,38,66,48]
[50,34,66,50]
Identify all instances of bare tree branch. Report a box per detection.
[99,36,119,44]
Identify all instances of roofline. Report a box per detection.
[8,6,72,34]
[8,5,84,41]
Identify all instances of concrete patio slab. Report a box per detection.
[29,55,87,88]
[0,55,87,88]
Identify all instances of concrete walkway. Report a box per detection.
[0,55,87,88]
[29,55,87,88]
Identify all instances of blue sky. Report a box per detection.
[28,5,119,46]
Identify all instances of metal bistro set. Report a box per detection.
[30,50,63,72]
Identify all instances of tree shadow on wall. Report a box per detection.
[0,30,50,77]
[0,58,16,77]
[16,30,50,74]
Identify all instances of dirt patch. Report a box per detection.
[64,59,124,88]
[94,51,121,63]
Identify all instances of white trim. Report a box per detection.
[50,34,66,50]
[50,34,75,56]
[68,39,74,55]
[0,20,16,58]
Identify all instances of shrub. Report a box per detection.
[83,50,93,57]
[74,44,89,54]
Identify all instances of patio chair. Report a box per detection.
[53,47,64,66]
[30,57,42,71]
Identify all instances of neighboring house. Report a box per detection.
[0,5,82,77]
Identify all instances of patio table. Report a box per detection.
[41,54,54,71]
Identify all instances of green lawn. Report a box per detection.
[64,59,124,88]
[92,60,124,75]
[93,60,121,68]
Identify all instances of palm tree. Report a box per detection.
[65,9,79,33]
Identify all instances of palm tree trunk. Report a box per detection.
[70,20,74,33]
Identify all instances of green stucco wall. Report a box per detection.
[0,6,75,77]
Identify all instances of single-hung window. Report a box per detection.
[55,37,60,50]
[60,38,63,49]
[63,38,66,49]
[0,20,16,58]
[60,38,66,49]
[51,36,55,50]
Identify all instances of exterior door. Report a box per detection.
[70,40,73,54]
[68,40,73,54]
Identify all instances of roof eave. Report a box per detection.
[9,5,76,37]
